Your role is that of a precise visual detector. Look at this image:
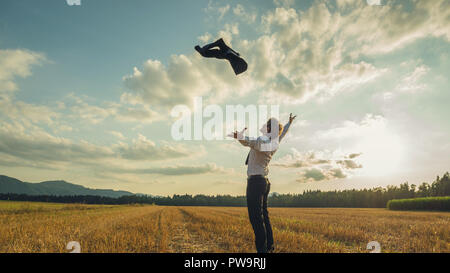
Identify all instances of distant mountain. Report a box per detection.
[0,175,134,198]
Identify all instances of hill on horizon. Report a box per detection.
[0,175,134,198]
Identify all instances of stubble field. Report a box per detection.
[0,201,448,253]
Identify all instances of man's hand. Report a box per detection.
[289,113,297,123]
[229,128,247,139]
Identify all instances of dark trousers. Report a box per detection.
[246,175,273,253]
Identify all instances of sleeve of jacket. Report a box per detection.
[239,136,278,152]
[279,121,291,142]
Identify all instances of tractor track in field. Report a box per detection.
[155,208,165,251]
[167,208,216,253]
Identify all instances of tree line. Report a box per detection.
[1,172,448,208]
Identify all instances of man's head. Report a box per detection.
[264,117,283,137]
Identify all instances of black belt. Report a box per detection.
[248,175,268,180]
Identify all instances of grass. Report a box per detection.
[387,196,450,211]
[0,201,113,214]
[0,201,448,253]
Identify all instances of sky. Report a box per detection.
[0,0,449,196]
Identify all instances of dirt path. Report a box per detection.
[167,208,217,253]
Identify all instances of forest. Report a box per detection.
[1,172,448,208]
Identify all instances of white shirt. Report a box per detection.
[239,122,291,177]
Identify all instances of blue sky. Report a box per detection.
[0,0,449,195]
[1,0,209,101]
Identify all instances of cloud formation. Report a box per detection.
[314,113,407,177]
[0,49,59,127]
[1,1,449,194]
[122,51,253,109]
[273,148,362,183]
[113,163,225,176]
[65,93,160,124]
[297,167,347,183]
[121,0,450,108]
[0,122,114,164]
[272,150,331,168]
[395,65,430,93]
[336,159,363,170]
[254,0,450,103]
[0,48,211,180]
[115,134,193,161]
[0,49,45,93]
[205,1,231,20]
[0,96,60,126]
[0,122,200,167]
[233,4,257,23]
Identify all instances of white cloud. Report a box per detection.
[0,96,59,126]
[205,1,230,20]
[0,49,45,93]
[297,167,347,183]
[198,32,212,43]
[273,149,332,168]
[111,163,226,176]
[121,1,450,108]
[122,49,254,109]
[316,114,387,141]
[0,120,197,162]
[273,0,295,8]
[0,122,114,164]
[67,93,160,124]
[110,131,126,140]
[335,0,450,55]
[53,124,73,133]
[273,148,362,183]
[316,114,407,176]
[336,159,363,169]
[233,4,257,23]
[217,5,230,20]
[69,99,115,124]
[217,23,239,44]
[115,105,160,123]
[114,134,194,161]
[0,48,60,128]
[396,65,430,93]
[253,0,449,103]
[366,0,382,6]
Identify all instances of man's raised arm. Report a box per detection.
[279,113,296,142]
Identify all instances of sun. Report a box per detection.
[356,129,406,177]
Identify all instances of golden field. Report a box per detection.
[0,201,448,253]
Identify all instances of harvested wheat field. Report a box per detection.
[0,201,448,253]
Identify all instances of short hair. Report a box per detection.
[266,118,283,136]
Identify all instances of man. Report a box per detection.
[231,113,296,253]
